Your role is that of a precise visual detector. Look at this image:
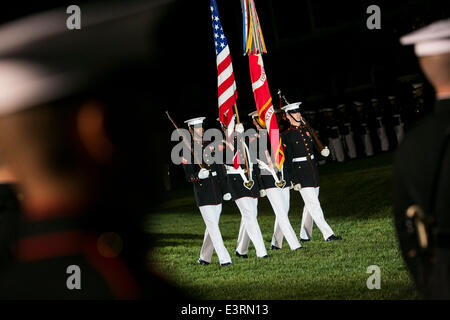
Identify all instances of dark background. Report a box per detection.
[162,0,449,119]
[2,1,449,117]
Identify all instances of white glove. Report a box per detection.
[223,193,231,201]
[198,168,210,179]
[260,189,267,197]
[321,147,330,157]
[235,123,244,134]
[294,183,301,191]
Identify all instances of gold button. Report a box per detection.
[296,141,298,144]
[199,184,202,187]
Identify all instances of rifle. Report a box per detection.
[232,103,254,190]
[166,111,204,169]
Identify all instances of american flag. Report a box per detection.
[210,0,237,142]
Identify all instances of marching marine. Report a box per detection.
[219,119,268,259]
[281,102,342,242]
[182,117,232,267]
[248,111,302,251]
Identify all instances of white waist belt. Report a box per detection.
[225,165,245,174]
[292,155,314,162]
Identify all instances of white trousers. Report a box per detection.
[299,187,334,240]
[329,137,345,162]
[377,127,389,151]
[235,197,268,257]
[344,133,357,159]
[268,188,302,250]
[199,204,232,264]
[361,134,374,156]
[394,125,404,144]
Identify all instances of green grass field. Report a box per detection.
[145,153,419,299]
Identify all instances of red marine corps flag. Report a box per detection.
[242,0,284,169]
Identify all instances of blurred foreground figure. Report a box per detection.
[0,159,19,267]
[388,96,406,145]
[0,0,181,299]
[394,18,450,299]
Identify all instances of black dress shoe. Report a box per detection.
[235,251,248,259]
[326,234,342,242]
[260,255,269,259]
[220,262,232,267]
[270,245,280,250]
[198,259,210,266]
[300,238,310,242]
[294,246,303,251]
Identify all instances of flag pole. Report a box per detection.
[233,103,252,184]
[233,103,241,123]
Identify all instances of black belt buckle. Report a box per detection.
[306,155,311,161]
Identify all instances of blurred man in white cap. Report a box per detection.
[394,18,450,299]
[181,117,232,267]
[0,0,184,299]
[248,111,302,251]
[281,102,342,242]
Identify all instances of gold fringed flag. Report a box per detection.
[242,0,284,169]
[241,0,267,55]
